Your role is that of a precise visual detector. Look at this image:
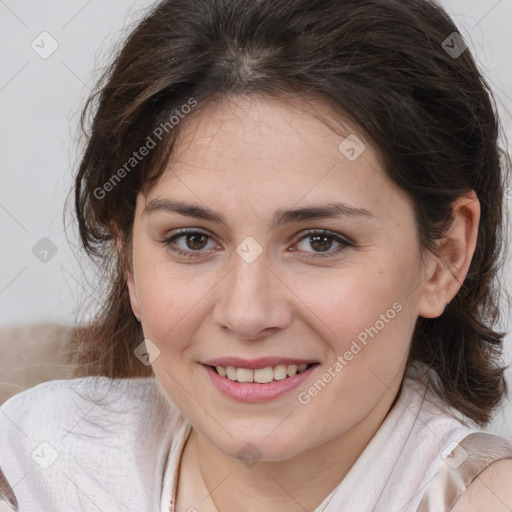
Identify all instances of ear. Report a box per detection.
[126,269,142,323]
[417,190,480,319]
[114,232,142,323]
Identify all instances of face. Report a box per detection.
[127,94,432,461]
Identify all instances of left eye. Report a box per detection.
[160,229,352,259]
[293,230,350,256]
[161,229,216,257]
[290,230,354,258]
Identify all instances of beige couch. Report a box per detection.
[0,323,75,405]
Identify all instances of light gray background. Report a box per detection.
[0,1,511,434]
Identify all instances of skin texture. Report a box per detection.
[126,94,482,511]
[451,459,512,512]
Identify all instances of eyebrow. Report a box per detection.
[143,198,375,227]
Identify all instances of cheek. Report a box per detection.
[292,256,418,404]
[295,272,414,425]
[134,259,216,351]
[295,264,410,344]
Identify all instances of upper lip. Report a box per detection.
[202,357,318,369]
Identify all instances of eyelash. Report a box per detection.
[159,228,353,259]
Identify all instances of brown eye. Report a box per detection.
[293,229,353,258]
[182,232,209,250]
[160,229,218,258]
[309,234,335,252]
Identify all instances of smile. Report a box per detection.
[203,363,320,402]
[212,363,312,383]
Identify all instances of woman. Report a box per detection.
[1,0,511,510]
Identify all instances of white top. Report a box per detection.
[0,363,497,511]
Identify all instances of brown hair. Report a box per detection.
[66,0,511,426]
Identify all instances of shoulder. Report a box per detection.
[0,374,176,432]
[0,375,180,460]
[0,376,182,509]
[1,375,162,419]
[451,458,512,512]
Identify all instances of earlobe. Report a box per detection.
[417,190,480,319]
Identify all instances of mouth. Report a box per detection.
[202,362,320,402]
[206,362,319,384]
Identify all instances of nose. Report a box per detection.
[213,250,292,341]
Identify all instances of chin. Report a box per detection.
[208,428,307,463]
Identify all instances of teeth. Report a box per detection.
[215,363,311,383]
[236,368,254,383]
[253,367,274,383]
[274,364,288,380]
[287,364,297,377]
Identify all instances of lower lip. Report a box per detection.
[203,364,319,403]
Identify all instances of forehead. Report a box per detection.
[172,94,366,164]
[141,94,410,223]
